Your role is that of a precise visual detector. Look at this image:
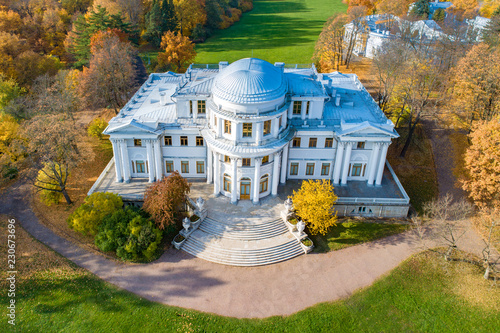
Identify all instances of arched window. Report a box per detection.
[260,174,269,193]
[223,174,231,192]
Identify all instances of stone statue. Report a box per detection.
[182,217,190,232]
[297,220,305,234]
[196,197,205,211]
[284,198,293,212]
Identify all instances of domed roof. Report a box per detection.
[212,58,287,105]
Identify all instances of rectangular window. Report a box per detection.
[306,101,310,115]
[309,138,317,148]
[321,163,330,176]
[196,161,204,174]
[357,142,365,149]
[351,163,362,176]
[224,120,231,134]
[293,101,301,115]
[243,123,252,137]
[198,100,206,114]
[189,100,193,114]
[292,137,301,148]
[279,116,282,128]
[262,155,269,164]
[290,162,299,175]
[263,120,271,135]
[224,176,231,192]
[165,160,173,173]
[196,136,204,146]
[180,136,188,146]
[134,139,142,147]
[306,163,315,176]
[181,161,189,173]
[224,155,230,163]
[242,158,251,167]
[325,138,333,148]
[136,160,145,173]
[260,177,268,193]
[164,136,172,146]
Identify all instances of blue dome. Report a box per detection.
[212,58,287,105]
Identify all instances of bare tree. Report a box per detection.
[343,6,368,69]
[478,208,500,280]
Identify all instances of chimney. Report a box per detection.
[219,61,229,71]
[335,95,341,107]
[274,62,285,72]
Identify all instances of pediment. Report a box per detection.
[104,119,158,135]
[338,121,398,138]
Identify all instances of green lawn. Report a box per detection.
[195,0,347,64]
[310,220,409,253]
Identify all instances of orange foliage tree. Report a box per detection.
[143,171,191,230]
[157,30,196,72]
[461,119,500,208]
[450,44,500,131]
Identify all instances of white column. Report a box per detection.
[154,139,163,181]
[120,139,131,183]
[231,157,238,204]
[375,143,389,186]
[192,101,198,120]
[280,143,289,184]
[341,142,353,185]
[213,152,220,195]
[272,151,281,196]
[282,113,287,129]
[288,102,294,118]
[272,118,279,138]
[217,117,223,138]
[301,101,307,120]
[207,146,212,184]
[146,139,155,182]
[367,142,381,185]
[333,141,344,184]
[233,121,238,142]
[253,157,262,204]
[111,139,123,182]
[256,122,263,144]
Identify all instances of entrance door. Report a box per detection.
[240,179,251,200]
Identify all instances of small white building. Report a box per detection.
[99,58,409,217]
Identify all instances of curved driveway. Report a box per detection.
[0,181,488,318]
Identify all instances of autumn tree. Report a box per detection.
[376,0,413,17]
[343,6,368,69]
[483,8,500,47]
[21,113,93,204]
[449,44,500,131]
[291,179,338,235]
[446,0,479,20]
[156,30,196,72]
[461,119,500,209]
[79,29,136,113]
[481,0,500,18]
[143,171,190,230]
[313,13,348,72]
[173,0,206,36]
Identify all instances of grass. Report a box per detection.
[1,215,498,332]
[140,0,347,67]
[310,219,409,253]
[387,124,439,214]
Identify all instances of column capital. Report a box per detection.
[274,151,282,159]
[230,156,238,163]
[254,157,263,164]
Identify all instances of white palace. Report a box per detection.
[96,58,409,218]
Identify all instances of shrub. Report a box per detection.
[95,207,163,262]
[67,192,123,235]
[87,118,108,139]
[35,162,68,206]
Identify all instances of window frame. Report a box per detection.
[165,160,173,173]
[242,123,252,137]
[223,174,231,192]
[357,142,366,149]
[181,161,189,173]
[242,158,251,167]
[180,136,188,146]
[306,163,315,176]
[134,139,142,147]
[262,155,269,164]
[136,160,145,173]
[197,100,206,114]
[196,136,204,146]
[292,137,301,148]
[196,161,204,174]
[321,163,330,176]
[292,101,301,115]
[325,138,333,148]
[290,162,299,175]
[263,120,271,136]
[259,175,269,193]
[164,136,172,146]
[224,120,231,134]
[309,138,317,148]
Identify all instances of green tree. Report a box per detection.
[144,0,177,48]
[291,179,338,235]
[433,8,446,22]
[67,192,123,235]
[143,171,190,230]
[95,207,163,261]
[87,118,109,139]
[411,0,430,19]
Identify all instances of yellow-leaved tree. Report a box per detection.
[291,179,338,235]
[461,119,500,208]
[157,30,196,72]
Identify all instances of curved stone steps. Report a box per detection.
[199,217,288,240]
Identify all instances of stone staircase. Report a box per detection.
[181,217,304,266]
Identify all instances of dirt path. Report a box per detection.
[1,179,494,318]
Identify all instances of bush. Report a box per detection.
[67,192,123,235]
[95,207,163,262]
[87,118,108,139]
[35,162,68,206]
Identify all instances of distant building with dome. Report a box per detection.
[94,58,409,218]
